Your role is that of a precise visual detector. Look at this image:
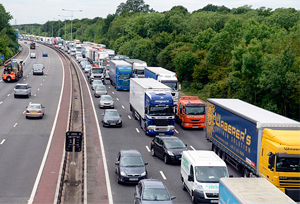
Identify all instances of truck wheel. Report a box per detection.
[243,169,249,178]
[221,152,226,162]
[182,179,187,191]
[6,77,11,82]
[191,192,196,204]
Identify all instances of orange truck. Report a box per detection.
[2,59,24,82]
[176,96,206,128]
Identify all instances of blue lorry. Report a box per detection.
[130,78,175,135]
[109,60,132,91]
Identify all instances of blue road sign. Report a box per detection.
[0,55,4,61]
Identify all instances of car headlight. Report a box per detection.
[117,120,122,124]
[120,171,126,176]
[167,151,174,156]
[141,171,146,176]
[103,120,108,123]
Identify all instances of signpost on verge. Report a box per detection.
[65,131,82,185]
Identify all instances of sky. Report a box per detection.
[1,0,300,25]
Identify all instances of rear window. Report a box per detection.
[15,85,28,89]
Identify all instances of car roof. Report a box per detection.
[120,149,142,157]
[28,103,41,106]
[141,179,165,189]
[16,83,28,86]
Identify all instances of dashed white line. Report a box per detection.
[122,105,125,109]
[0,80,2,82]
[27,75,29,77]
[136,128,140,133]
[190,146,196,151]
[108,86,111,89]
[175,129,179,134]
[0,139,5,145]
[145,146,150,152]
[43,79,45,82]
[13,123,17,128]
[41,84,42,85]
[112,91,114,95]
[0,101,2,104]
[24,79,26,80]
[128,115,131,119]
[159,171,167,180]
[37,88,40,91]
[116,98,119,101]
[34,94,37,97]
[7,94,10,97]
[23,111,26,114]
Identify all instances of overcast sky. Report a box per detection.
[2,0,300,25]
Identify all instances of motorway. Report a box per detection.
[0,41,241,204]
[0,42,64,203]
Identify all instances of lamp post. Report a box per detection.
[58,15,71,40]
[62,9,82,41]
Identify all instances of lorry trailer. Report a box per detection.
[125,59,147,78]
[130,78,175,135]
[206,98,300,201]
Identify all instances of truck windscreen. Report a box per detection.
[118,75,130,80]
[186,106,205,115]
[161,81,178,91]
[276,157,300,172]
[148,106,173,116]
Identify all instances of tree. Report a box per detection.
[115,0,153,15]
[173,51,199,82]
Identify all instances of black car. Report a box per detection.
[115,150,148,184]
[134,179,176,204]
[102,109,122,127]
[150,136,187,164]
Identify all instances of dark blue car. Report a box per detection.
[42,52,48,57]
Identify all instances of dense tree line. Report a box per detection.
[0,4,18,64]
[15,0,300,120]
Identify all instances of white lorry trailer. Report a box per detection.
[125,59,147,78]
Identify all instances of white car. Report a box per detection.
[26,103,45,119]
[98,95,114,108]
[84,64,92,73]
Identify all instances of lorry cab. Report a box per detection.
[176,96,206,129]
[181,151,229,204]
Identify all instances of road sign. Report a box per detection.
[65,131,82,152]
[0,55,4,61]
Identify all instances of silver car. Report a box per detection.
[94,85,107,98]
[92,80,103,90]
[26,103,45,119]
[84,64,92,73]
[14,83,31,98]
[98,95,114,109]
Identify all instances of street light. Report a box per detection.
[62,9,82,41]
[58,15,71,40]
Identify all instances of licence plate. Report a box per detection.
[192,126,199,128]
[31,111,37,113]
[129,178,138,181]
[19,91,23,93]
[111,122,116,125]
[211,200,218,203]
[159,133,164,135]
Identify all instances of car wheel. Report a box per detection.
[14,95,17,98]
[164,155,169,164]
[26,116,29,119]
[151,148,155,156]
[117,175,121,184]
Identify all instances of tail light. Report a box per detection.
[38,110,42,113]
[26,110,30,113]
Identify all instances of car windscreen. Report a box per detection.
[195,166,228,183]
[101,96,112,101]
[120,156,144,167]
[164,139,186,149]
[142,188,170,201]
[105,111,119,117]
[96,86,106,91]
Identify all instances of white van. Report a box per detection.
[32,64,44,75]
[30,52,36,58]
[181,150,229,204]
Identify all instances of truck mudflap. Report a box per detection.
[193,190,219,203]
[146,125,175,136]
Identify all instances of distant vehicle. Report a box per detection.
[91,80,103,90]
[84,64,92,73]
[88,67,105,84]
[30,42,36,49]
[113,55,129,60]
[101,109,122,127]
[14,83,32,98]
[25,103,45,119]
[115,150,148,184]
[134,179,176,204]
[81,61,89,70]
[42,52,48,57]
[32,64,44,75]
[98,95,114,109]
[109,60,132,90]
[30,52,36,58]
[150,136,187,164]
[125,59,147,78]
[3,59,24,82]
[94,85,107,98]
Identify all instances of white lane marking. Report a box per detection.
[136,128,140,133]
[34,94,37,97]
[27,75,29,77]
[145,146,150,152]
[122,105,125,109]
[37,88,40,91]
[7,94,10,96]
[112,91,114,95]
[108,86,111,89]
[43,79,45,82]
[0,80,2,82]
[128,115,131,119]
[116,98,119,101]
[190,146,196,151]
[23,110,26,114]
[175,129,179,134]
[0,101,2,104]
[159,171,167,180]
[24,79,26,81]
[13,123,17,128]
[0,139,5,145]
[41,83,42,85]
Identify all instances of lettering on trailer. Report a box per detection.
[206,102,257,168]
